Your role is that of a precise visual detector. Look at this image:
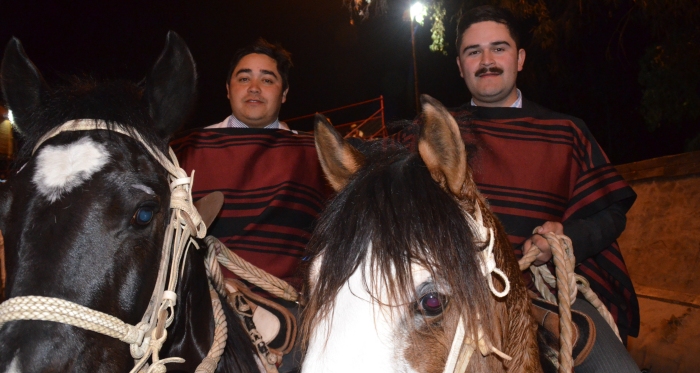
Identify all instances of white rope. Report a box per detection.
[0,119,223,373]
[443,316,467,373]
[520,232,620,341]
[442,204,514,373]
[478,228,510,298]
[195,285,228,373]
[204,236,298,302]
[443,316,513,373]
[0,296,145,343]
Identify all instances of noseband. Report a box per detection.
[0,119,224,373]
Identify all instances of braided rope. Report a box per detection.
[518,232,574,373]
[549,233,574,373]
[195,285,228,373]
[203,236,298,302]
[202,236,299,373]
[576,275,620,339]
[520,232,620,340]
[518,231,621,373]
[0,296,144,343]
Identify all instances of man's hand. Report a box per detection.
[522,221,564,266]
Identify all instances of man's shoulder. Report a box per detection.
[456,99,590,130]
[521,99,588,128]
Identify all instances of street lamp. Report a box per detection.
[410,2,426,23]
[409,1,426,113]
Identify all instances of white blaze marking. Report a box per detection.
[32,137,109,203]
[132,184,155,195]
[5,356,20,373]
[303,244,419,373]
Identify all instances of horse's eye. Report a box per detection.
[418,292,446,317]
[131,206,155,226]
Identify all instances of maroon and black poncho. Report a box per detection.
[171,128,331,291]
[395,100,639,338]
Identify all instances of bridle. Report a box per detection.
[0,119,224,373]
[442,202,513,373]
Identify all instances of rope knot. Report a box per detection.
[478,228,510,298]
[122,324,146,345]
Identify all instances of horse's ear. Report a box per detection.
[145,31,197,140]
[314,114,365,191]
[1,37,47,133]
[418,94,468,197]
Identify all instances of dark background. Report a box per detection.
[1,0,698,164]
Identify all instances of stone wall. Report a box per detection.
[616,151,700,372]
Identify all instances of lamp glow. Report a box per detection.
[410,2,426,24]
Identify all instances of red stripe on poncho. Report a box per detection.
[171,128,332,291]
[394,100,639,337]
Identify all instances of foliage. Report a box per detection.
[506,0,699,135]
[639,39,700,131]
[429,1,448,55]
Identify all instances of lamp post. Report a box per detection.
[409,1,426,113]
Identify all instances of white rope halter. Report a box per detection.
[0,119,223,373]
[442,203,513,373]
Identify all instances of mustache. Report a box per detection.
[475,67,504,77]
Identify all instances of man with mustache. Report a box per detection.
[457,6,640,372]
[172,39,329,372]
[397,5,640,372]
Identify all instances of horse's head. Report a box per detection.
[301,95,526,372]
[0,32,196,372]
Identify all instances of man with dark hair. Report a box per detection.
[208,38,292,129]
[397,5,640,372]
[172,39,329,372]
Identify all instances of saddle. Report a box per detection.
[194,192,297,371]
[530,294,596,371]
[224,278,297,372]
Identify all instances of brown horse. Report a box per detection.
[300,95,541,372]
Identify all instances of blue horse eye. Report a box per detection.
[419,293,445,317]
[132,207,155,226]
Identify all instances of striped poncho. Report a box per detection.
[394,100,639,338]
[171,128,331,291]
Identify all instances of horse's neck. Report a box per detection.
[161,248,215,371]
[163,247,261,373]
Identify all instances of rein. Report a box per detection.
[0,119,224,373]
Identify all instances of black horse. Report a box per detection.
[0,33,259,372]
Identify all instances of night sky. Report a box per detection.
[1,0,696,163]
[0,0,461,129]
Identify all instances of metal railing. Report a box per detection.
[283,96,386,139]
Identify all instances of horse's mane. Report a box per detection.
[302,139,494,347]
[13,76,165,163]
